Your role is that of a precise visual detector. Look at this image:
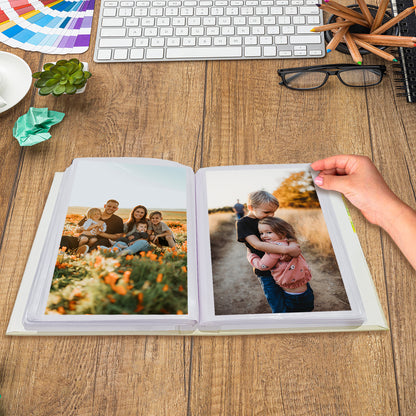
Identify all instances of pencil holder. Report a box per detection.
[324,4,398,54]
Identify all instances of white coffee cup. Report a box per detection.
[0,71,7,108]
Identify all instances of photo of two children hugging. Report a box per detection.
[237,190,314,314]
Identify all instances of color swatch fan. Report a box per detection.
[0,0,95,54]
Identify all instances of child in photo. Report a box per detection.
[148,211,176,248]
[78,208,107,247]
[111,220,150,252]
[247,217,314,312]
[237,190,301,313]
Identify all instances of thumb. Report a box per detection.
[314,174,351,194]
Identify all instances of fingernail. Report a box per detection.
[314,176,323,186]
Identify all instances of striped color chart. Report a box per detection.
[0,0,95,54]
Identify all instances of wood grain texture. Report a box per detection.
[1,14,416,415]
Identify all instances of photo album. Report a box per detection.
[7,158,388,336]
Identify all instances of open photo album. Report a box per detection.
[7,158,388,335]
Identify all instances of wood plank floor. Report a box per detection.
[0,8,415,414]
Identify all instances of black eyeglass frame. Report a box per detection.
[277,64,387,90]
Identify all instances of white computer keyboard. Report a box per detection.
[93,0,325,62]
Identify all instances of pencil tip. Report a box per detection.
[311,28,315,32]
[357,61,362,65]
[316,3,322,6]
[393,58,398,62]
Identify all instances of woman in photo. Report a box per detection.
[118,205,153,255]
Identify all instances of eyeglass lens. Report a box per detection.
[283,68,382,89]
[338,69,382,86]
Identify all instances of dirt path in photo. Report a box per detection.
[210,213,350,315]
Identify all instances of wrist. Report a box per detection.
[377,198,416,236]
[377,196,411,231]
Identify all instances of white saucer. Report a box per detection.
[0,51,32,114]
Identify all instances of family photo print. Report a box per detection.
[49,160,189,316]
[205,166,350,316]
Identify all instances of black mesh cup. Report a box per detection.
[324,4,399,54]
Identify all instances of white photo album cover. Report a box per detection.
[7,158,387,335]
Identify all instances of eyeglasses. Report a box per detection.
[277,64,386,90]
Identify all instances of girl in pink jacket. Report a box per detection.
[247,216,314,312]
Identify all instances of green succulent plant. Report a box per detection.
[32,58,92,96]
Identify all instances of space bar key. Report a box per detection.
[166,46,242,59]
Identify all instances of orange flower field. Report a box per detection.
[48,213,188,315]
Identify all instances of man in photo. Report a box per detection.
[61,199,124,254]
[233,199,245,220]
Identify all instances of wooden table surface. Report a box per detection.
[1,3,416,414]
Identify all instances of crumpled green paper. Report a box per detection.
[13,107,65,146]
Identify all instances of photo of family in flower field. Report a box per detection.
[47,160,189,316]
[206,167,351,316]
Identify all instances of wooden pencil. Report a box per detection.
[344,31,363,64]
[322,0,367,20]
[353,33,416,47]
[370,0,390,31]
[371,6,416,35]
[352,36,399,61]
[318,3,370,27]
[311,21,354,32]
[356,0,374,25]
[326,23,351,52]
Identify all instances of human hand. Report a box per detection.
[311,155,401,227]
[280,254,292,262]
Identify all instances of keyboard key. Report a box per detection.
[244,46,261,56]
[101,17,123,26]
[114,48,128,59]
[229,36,242,45]
[97,49,112,60]
[103,8,117,16]
[309,49,323,55]
[151,37,165,46]
[282,26,295,34]
[126,17,139,25]
[289,34,322,43]
[244,36,257,45]
[128,28,141,36]
[99,38,133,47]
[274,35,287,44]
[135,38,149,46]
[130,48,144,59]
[296,25,315,33]
[214,36,227,45]
[183,37,196,45]
[198,36,212,45]
[259,36,272,44]
[146,48,164,58]
[119,8,133,16]
[263,45,276,56]
[167,37,181,45]
[101,28,127,36]
[299,6,319,14]
[166,46,242,58]
[191,27,204,35]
